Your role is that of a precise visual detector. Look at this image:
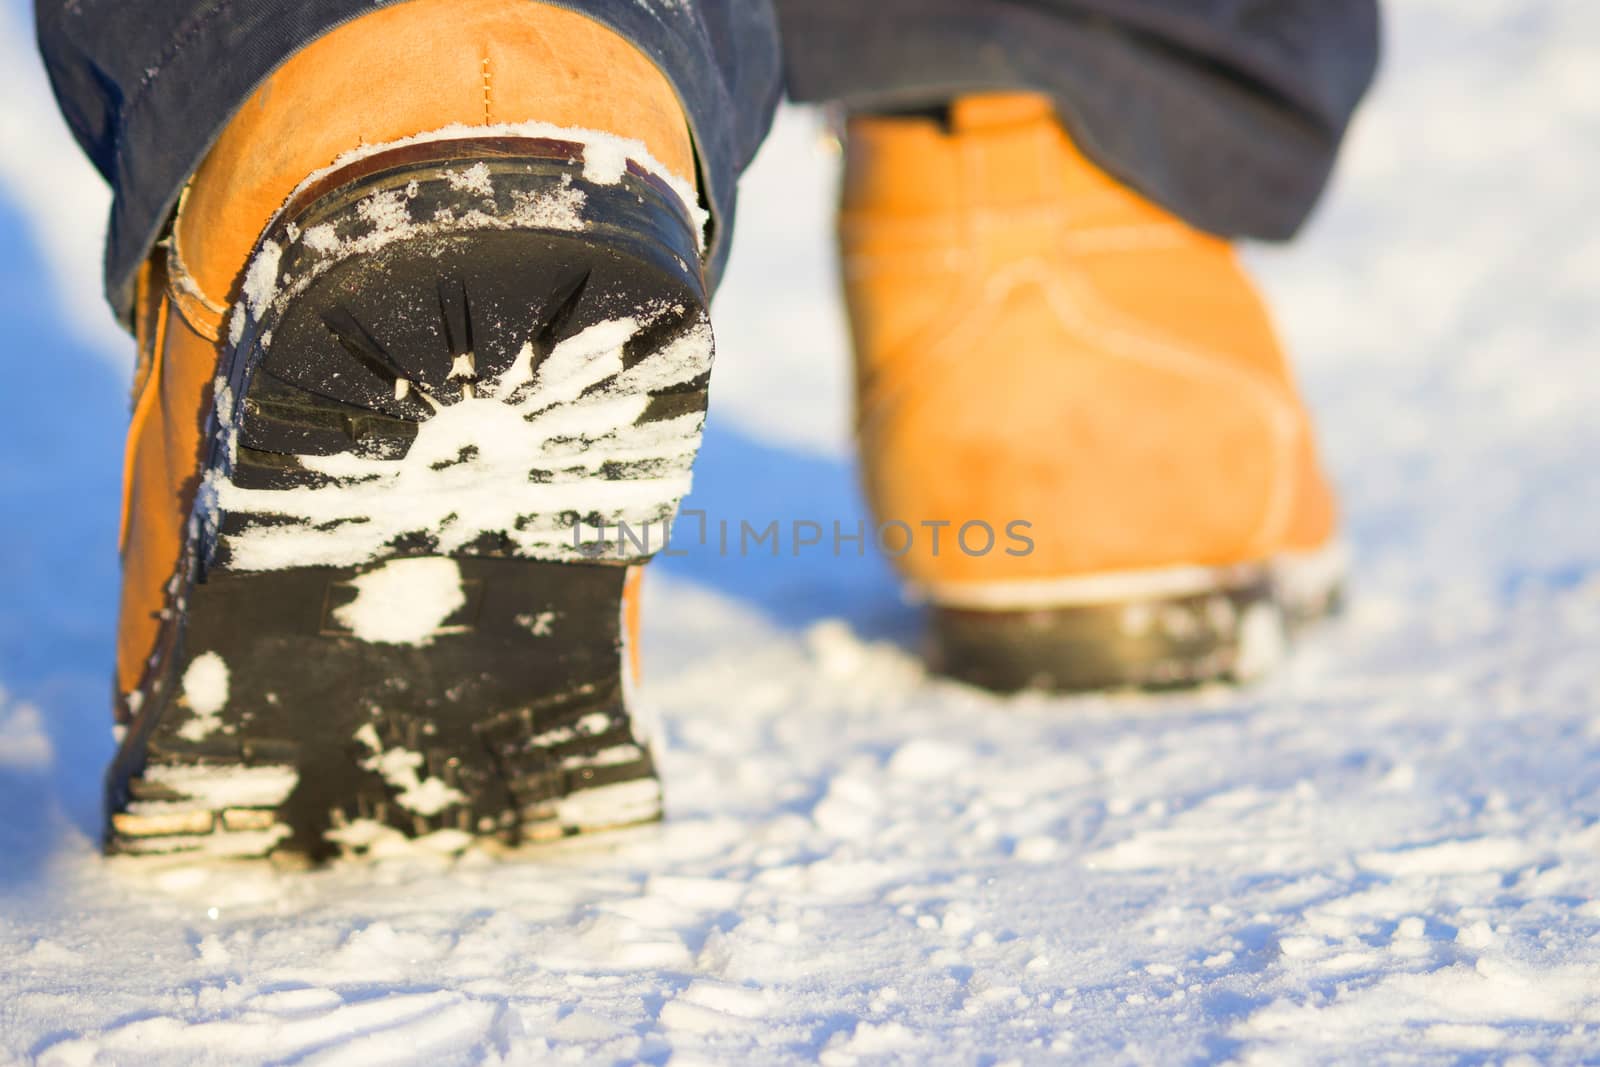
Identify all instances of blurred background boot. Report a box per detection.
[840,93,1345,694]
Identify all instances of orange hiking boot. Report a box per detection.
[840,94,1345,693]
[110,0,711,860]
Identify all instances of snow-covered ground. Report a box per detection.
[3,1,1599,1062]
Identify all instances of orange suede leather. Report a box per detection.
[173,0,695,316]
[842,93,1338,596]
[118,264,223,706]
[623,567,644,685]
[117,0,695,703]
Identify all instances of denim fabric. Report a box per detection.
[776,0,1380,244]
[35,0,783,323]
[37,0,1377,325]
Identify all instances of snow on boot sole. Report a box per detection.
[106,137,709,861]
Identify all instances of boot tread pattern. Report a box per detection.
[108,140,706,861]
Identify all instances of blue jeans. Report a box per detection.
[36,0,1378,325]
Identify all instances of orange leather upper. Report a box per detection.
[173,0,695,319]
[842,94,1338,596]
[120,259,221,709]
[117,0,695,705]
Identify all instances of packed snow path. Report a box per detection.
[2,1,1598,1062]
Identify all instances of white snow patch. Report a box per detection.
[240,239,281,314]
[886,738,966,782]
[333,559,466,647]
[678,981,770,1018]
[444,161,493,196]
[393,776,466,819]
[1357,838,1538,877]
[1273,540,1350,614]
[141,764,298,809]
[353,188,412,238]
[503,176,586,230]
[116,824,292,858]
[580,138,629,186]
[175,652,230,742]
[1232,602,1287,681]
[324,818,397,852]
[1013,835,1058,862]
[211,374,235,432]
[561,744,645,771]
[323,818,475,857]
[299,223,338,254]
[555,778,662,829]
[517,610,557,636]
[353,722,466,817]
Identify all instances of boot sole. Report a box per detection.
[927,545,1347,694]
[107,137,709,861]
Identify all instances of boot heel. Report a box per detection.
[108,137,709,860]
[928,567,1287,693]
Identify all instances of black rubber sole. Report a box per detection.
[927,564,1341,694]
[108,137,708,861]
